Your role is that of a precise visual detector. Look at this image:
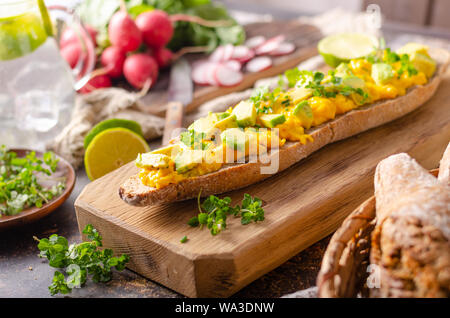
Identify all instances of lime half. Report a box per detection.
[84,127,150,180]
[318,33,378,67]
[84,118,144,149]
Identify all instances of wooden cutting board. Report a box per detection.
[138,21,322,116]
[75,67,450,298]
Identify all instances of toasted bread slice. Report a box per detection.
[119,48,450,206]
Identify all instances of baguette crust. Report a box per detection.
[371,153,450,297]
[438,142,450,185]
[119,48,450,206]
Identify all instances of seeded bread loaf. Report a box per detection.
[371,152,450,297]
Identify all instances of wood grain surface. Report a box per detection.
[75,63,450,298]
[138,21,322,116]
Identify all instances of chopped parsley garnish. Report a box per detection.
[35,224,129,296]
[180,130,210,150]
[0,146,65,216]
[367,48,418,78]
[249,86,280,114]
[188,193,265,236]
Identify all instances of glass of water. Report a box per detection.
[0,0,95,150]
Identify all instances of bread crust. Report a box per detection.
[371,153,450,297]
[119,48,450,206]
[438,142,450,185]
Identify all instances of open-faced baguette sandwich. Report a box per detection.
[370,144,450,298]
[120,42,450,206]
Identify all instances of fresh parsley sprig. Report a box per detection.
[35,224,129,296]
[188,193,265,236]
[0,146,65,216]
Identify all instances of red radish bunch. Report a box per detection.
[60,25,97,48]
[63,7,289,93]
[136,10,173,48]
[191,35,295,87]
[59,24,97,79]
[108,11,142,53]
[100,46,126,78]
[79,74,112,94]
[123,54,159,89]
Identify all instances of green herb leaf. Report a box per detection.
[0,146,65,217]
[188,193,265,236]
[36,224,129,296]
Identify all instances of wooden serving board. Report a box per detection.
[138,21,322,116]
[75,68,450,298]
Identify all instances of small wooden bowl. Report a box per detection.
[0,149,76,231]
[316,169,439,298]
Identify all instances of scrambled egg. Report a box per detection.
[139,44,435,188]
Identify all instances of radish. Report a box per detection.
[214,64,243,87]
[231,45,254,63]
[60,24,97,48]
[254,35,286,55]
[245,36,266,49]
[136,10,173,48]
[60,42,83,69]
[209,46,225,62]
[191,60,216,85]
[224,60,241,71]
[100,46,126,78]
[123,54,159,89]
[152,47,173,68]
[204,63,220,86]
[108,11,142,52]
[79,74,112,94]
[269,42,295,56]
[222,44,234,61]
[246,56,273,73]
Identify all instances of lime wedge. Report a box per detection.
[84,118,144,149]
[318,33,378,67]
[0,12,47,60]
[84,127,150,180]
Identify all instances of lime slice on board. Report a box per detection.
[318,33,378,68]
[84,127,150,180]
[84,118,144,149]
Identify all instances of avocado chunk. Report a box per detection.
[216,112,230,120]
[174,150,203,174]
[335,63,353,77]
[232,100,257,127]
[189,113,216,134]
[288,88,313,104]
[410,52,436,78]
[150,144,180,157]
[341,75,366,89]
[214,114,238,131]
[220,128,247,152]
[136,153,171,169]
[293,101,313,129]
[372,63,393,85]
[189,112,238,139]
[396,43,428,56]
[259,114,286,128]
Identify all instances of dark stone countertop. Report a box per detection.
[0,168,330,298]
